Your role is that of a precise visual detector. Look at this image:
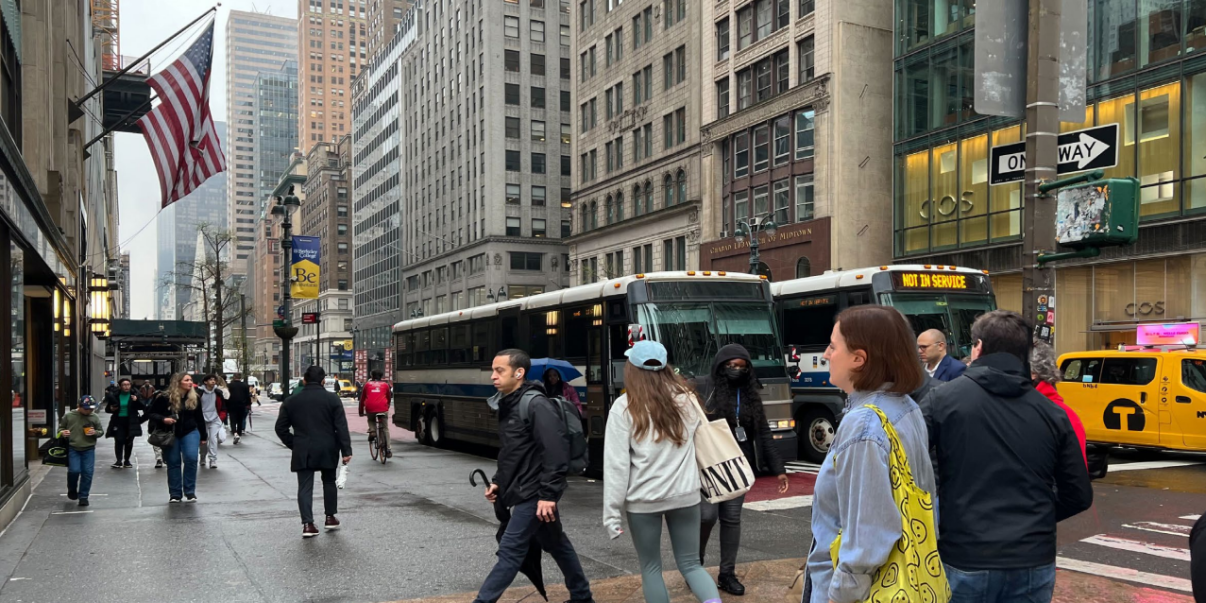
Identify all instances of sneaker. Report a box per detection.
[67,486,78,501]
[78,498,90,507]
[155,460,164,469]
[122,462,134,469]
[367,432,376,442]
[233,434,240,445]
[385,449,393,458]
[717,573,746,596]
[184,494,197,503]
[169,497,182,503]
[209,461,217,469]
[324,515,341,531]
[110,462,123,469]
[302,523,320,538]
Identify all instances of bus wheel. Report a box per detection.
[797,408,836,464]
[416,406,432,446]
[428,407,446,448]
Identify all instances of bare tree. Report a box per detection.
[161,224,250,374]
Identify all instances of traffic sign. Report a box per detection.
[989,124,1118,185]
[301,312,319,324]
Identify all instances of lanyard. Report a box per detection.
[736,390,741,420]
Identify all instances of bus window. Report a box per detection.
[415,329,430,365]
[565,305,597,359]
[880,294,951,342]
[947,296,997,358]
[398,332,413,367]
[846,290,872,306]
[472,320,495,362]
[528,311,561,358]
[782,297,838,349]
[588,328,604,384]
[501,313,520,349]
[431,327,448,365]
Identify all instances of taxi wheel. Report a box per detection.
[798,408,836,464]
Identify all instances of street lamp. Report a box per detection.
[272,186,301,392]
[733,215,778,276]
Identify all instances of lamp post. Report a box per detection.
[733,215,778,275]
[272,186,301,392]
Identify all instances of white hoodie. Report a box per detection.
[602,392,703,539]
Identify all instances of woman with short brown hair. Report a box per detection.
[805,305,937,603]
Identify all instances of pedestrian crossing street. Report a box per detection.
[1057,512,1197,593]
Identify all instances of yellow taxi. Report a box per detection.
[338,379,358,398]
[1057,341,1206,453]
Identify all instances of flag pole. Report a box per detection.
[81,94,158,155]
[69,4,220,123]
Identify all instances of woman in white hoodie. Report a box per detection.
[603,340,721,603]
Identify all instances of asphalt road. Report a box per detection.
[0,402,1199,602]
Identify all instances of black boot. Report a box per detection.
[718,573,745,596]
[66,472,79,500]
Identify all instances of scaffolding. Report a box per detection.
[91,0,120,71]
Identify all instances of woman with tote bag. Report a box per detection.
[603,340,722,603]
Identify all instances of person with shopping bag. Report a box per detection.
[807,305,944,603]
[603,340,722,603]
[196,374,229,469]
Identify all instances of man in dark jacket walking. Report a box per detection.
[275,366,353,538]
[474,348,594,603]
[227,374,252,444]
[924,310,1092,603]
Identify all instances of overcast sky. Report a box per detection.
[116,0,297,319]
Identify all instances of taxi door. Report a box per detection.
[1096,355,1162,447]
[1169,355,1206,449]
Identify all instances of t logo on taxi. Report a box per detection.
[1103,399,1145,431]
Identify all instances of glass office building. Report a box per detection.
[893,0,1206,353]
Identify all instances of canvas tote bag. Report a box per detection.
[693,402,755,504]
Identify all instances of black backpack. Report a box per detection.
[518,390,589,475]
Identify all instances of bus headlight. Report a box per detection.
[769,419,795,430]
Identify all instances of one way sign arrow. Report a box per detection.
[990,123,1118,186]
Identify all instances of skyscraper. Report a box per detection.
[225,10,298,277]
[155,123,229,320]
[254,59,300,206]
[366,0,410,61]
[298,0,367,153]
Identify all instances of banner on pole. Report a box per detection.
[291,236,320,299]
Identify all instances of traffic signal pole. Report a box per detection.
[1022,0,1062,339]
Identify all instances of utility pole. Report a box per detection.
[239,292,249,377]
[1021,0,1061,334]
[273,187,301,394]
[214,255,224,373]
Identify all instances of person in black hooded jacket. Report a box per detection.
[694,343,787,596]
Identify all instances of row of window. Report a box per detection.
[505,183,572,207]
[505,117,572,145]
[579,107,686,183]
[504,150,572,176]
[715,39,813,119]
[724,175,815,235]
[504,51,571,79]
[503,83,569,111]
[503,16,570,46]
[578,170,688,232]
[579,236,686,283]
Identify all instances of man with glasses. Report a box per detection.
[918,328,966,382]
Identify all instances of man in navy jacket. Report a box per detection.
[919,328,967,382]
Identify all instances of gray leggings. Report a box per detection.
[626,504,721,603]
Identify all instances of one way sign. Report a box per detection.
[989,123,1118,185]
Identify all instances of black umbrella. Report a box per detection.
[471,469,548,601]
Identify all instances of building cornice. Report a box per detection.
[571,144,701,199]
[564,200,700,247]
[701,74,831,156]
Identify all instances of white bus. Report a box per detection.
[392,271,796,474]
[771,265,998,462]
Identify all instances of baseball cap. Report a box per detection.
[79,395,99,411]
[625,340,668,371]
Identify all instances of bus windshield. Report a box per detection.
[635,302,786,380]
[880,293,997,359]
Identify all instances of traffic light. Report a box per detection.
[1054,177,1139,249]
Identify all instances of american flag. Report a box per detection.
[137,22,225,208]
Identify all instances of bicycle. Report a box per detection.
[368,412,390,463]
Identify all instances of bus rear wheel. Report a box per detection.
[415,405,432,446]
[428,408,445,448]
[797,408,836,464]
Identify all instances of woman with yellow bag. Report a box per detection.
[806,305,950,603]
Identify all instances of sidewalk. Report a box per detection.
[384,557,1195,603]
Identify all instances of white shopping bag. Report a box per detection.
[336,462,349,489]
[217,423,228,444]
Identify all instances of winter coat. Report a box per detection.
[1035,380,1087,468]
[487,381,569,507]
[146,391,209,442]
[694,343,786,476]
[103,391,147,439]
[274,383,353,471]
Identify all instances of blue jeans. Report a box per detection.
[163,429,200,498]
[473,499,593,603]
[67,448,95,499]
[945,563,1057,603]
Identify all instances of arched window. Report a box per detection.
[796,256,811,278]
[580,205,588,231]
[605,195,614,225]
[589,200,599,229]
[676,170,687,204]
[756,262,773,281]
[633,185,643,216]
[664,174,675,207]
[616,191,625,221]
[644,180,653,213]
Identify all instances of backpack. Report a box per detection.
[518,390,589,476]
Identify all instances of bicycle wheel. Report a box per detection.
[377,417,388,464]
[368,421,380,461]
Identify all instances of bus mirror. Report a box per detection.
[789,347,800,362]
[788,365,801,379]
[627,324,646,347]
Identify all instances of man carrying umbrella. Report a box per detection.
[474,348,595,603]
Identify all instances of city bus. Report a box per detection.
[391,271,796,475]
[771,265,997,462]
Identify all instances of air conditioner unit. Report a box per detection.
[719,230,729,238]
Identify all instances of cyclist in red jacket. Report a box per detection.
[358,370,393,458]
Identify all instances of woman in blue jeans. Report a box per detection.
[147,373,208,503]
[603,340,721,603]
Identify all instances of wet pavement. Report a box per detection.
[0,401,1199,603]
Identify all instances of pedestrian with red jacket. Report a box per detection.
[1031,340,1087,467]
[359,369,393,458]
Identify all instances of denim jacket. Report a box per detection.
[806,389,937,603]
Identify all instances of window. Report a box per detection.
[531,120,546,142]
[506,150,521,171]
[561,24,571,46]
[675,108,685,145]
[337,242,348,253]
[755,57,773,103]
[753,184,769,216]
[734,189,749,223]
[506,183,521,204]
[795,109,815,159]
[717,18,730,61]
[633,12,643,49]
[506,217,522,236]
[1184,359,1206,394]
[337,223,348,235]
[776,0,790,28]
[561,90,571,111]
[511,252,543,270]
[663,113,673,150]
[562,219,572,237]
[531,53,545,76]
[532,218,547,237]
[753,125,770,172]
[664,174,675,206]
[613,27,624,62]
[531,86,546,108]
[562,155,572,176]
[469,254,486,275]
[532,185,547,206]
[775,49,790,94]
[737,69,752,110]
[738,4,753,49]
[795,175,814,221]
[798,36,814,83]
[505,50,520,72]
[561,57,571,79]
[773,115,791,165]
[773,179,790,224]
[531,20,545,42]
[532,153,546,174]
[799,0,814,16]
[676,170,687,203]
[579,0,594,30]
[796,257,812,278]
[505,83,520,105]
[663,239,674,270]
[663,46,686,90]
[1099,358,1159,385]
[505,116,520,138]
[606,33,615,67]
[664,0,685,28]
[734,132,749,178]
[504,16,520,38]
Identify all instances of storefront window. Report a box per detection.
[960,134,988,246]
[1140,0,1182,67]
[931,142,958,249]
[1092,0,1137,80]
[10,242,22,485]
[931,47,961,130]
[897,51,930,139]
[990,126,1023,242]
[1094,261,1135,324]
[1186,72,1206,213]
[1055,266,1092,356]
[989,273,1023,314]
[895,0,974,53]
[1189,1,1206,57]
[1135,83,1181,218]
[896,150,930,254]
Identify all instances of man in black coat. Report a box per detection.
[226,374,252,444]
[275,365,353,538]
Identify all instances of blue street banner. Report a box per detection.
[291,236,320,299]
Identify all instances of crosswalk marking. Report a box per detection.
[1181,514,1201,521]
[1079,535,1191,562]
[744,495,813,511]
[1055,557,1193,593]
[1106,460,1203,472]
[1121,521,1193,537]
[784,461,822,475]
